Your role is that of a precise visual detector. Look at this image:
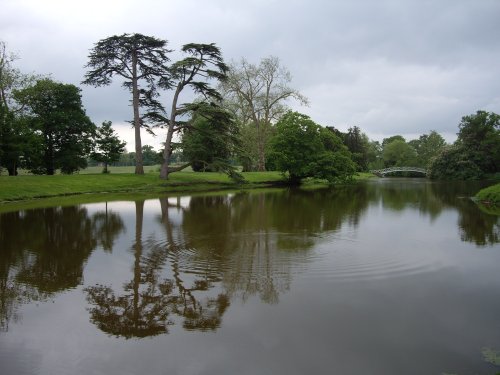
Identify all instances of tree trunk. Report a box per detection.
[7,163,17,176]
[160,84,182,180]
[132,51,144,175]
[46,135,55,175]
[132,200,144,328]
[256,121,266,171]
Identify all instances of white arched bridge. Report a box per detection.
[370,167,428,177]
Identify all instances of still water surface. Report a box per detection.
[1,179,499,375]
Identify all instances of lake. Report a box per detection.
[1,179,499,375]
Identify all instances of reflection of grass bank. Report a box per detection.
[476,183,500,206]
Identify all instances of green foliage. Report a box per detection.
[235,121,276,172]
[158,43,229,179]
[382,135,405,147]
[0,41,42,175]
[429,111,500,180]
[367,140,383,170]
[269,112,356,184]
[14,79,96,175]
[91,121,126,173]
[181,103,244,182]
[428,145,483,180]
[0,103,23,175]
[409,130,447,168]
[141,145,162,166]
[83,33,171,174]
[457,110,500,174]
[382,139,417,167]
[341,126,369,171]
[220,56,307,171]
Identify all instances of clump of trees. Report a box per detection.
[428,111,500,179]
[269,112,356,184]
[2,36,498,183]
[220,56,308,172]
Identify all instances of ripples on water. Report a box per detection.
[0,179,499,375]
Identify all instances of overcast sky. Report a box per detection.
[2,0,499,150]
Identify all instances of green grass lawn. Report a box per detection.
[0,169,286,202]
[0,166,374,211]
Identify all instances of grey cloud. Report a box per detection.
[1,0,499,146]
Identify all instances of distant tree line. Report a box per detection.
[1,36,498,182]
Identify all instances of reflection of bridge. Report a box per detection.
[371,167,428,177]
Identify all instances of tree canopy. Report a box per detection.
[220,56,308,171]
[181,103,240,174]
[158,43,229,180]
[82,33,170,174]
[429,111,500,179]
[91,121,126,173]
[14,79,95,174]
[269,112,355,184]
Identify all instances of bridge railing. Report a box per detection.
[370,167,428,176]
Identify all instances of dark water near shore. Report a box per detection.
[1,179,499,375]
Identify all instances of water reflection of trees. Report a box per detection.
[0,205,124,331]
[3,181,496,336]
[84,190,371,338]
[85,200,230,339]
[429,182,499,246]
[368,179,499,247]
[173,187,371,304]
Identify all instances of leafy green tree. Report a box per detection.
[429,111,500,179]
[382,135,406,148]
[269,111,355,184]
[141,145,161,166]
[181,103,239,172]
[158,43,228,180]
[343,126,371,171]
[91,121,126,173]
[82,33,170,175]
[408,130,447,168]
[220,57,308,171]
[0,41,39,175]
[367,140,383,170]
[456,110,500,174]
[428,145,483,180]
[0,104,23,175]
[14,79,95,174]
[382,139,417,167]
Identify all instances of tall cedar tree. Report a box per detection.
[91,121,126,173]
[82,34,170,174]
[157,43,228,180]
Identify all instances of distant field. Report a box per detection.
[79,165,163,174]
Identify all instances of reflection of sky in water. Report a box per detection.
[1,181,499,375]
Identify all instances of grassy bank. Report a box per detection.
[475,182,500,205]
[0,170,287,203]
[0,167,375,213]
